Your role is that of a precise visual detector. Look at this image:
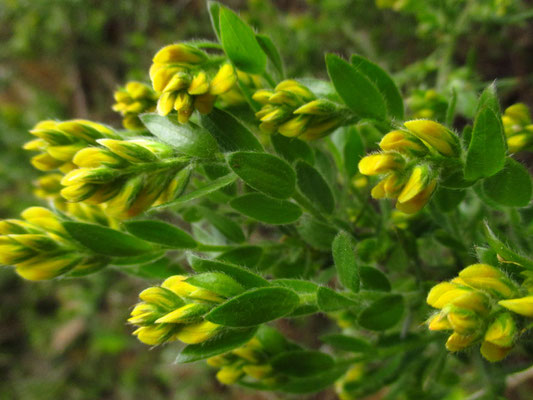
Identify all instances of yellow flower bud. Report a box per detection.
[61,167,119,186]
[446,307,480,335]
[252,89,274,104]
[358,153,404,176]
[299,118,341,140]
[498,296,533,318]
[480,341,511,362]
[370,179,387,199]
[216,364,244,385]
[242,364,273,380]
[426,282,469,309]
[210,63,237,95]
[428,313,452,331]
[459,264,516,298]
[31,153,64,171]
[174,320,220,344]
[232,347,260,363]
[206,355,231,367]
[23,139,47,151]
[504,103,530,125]
[152,44,208,65]
[445,332,477,352]
[397,165,431,203]
[379,130,428,155]
[73,148,124,168]
[395,179,436,214]
[15,255,79,281]
[275,80,314,101]
[98,139,159,163]
[155,303,210,324]
[133,324,174,346]
[278,115,310,137]
[484,312,516,347]
[188,71,210,95]
[128,303,160,325]
[294,99,337,115]
[0,237,35,265]
[157,91,177,116]
[507,134,530,153]
[404,120,459,157]
[60,183,96,203]
[47,144,85,162]
[139,287,181,309]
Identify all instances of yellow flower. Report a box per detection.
[445,332,478,352]
[358,153,404,176]
[216,365,244,385]
[395,179,436,214]
[404,120,459,157]
[480,340,511,362]
[379,130,427,155]
[484,312,516,348]
[174,320,220,344]
[498,296,533,318]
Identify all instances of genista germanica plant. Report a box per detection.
[3,1,533,398]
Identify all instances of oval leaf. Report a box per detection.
[317,286,358,312]
[63,222,153,257]
[216,246,263,267]
[464,107,506,180]
[481,157,532,207]
[332,231,360,293]
[227,151,296,199]
[360,266,391,292]
[230,193,302,225]
[296,160,335,214]
[219,6,266,74]
[200,108,263,152]
[271,133,315,165]
[124,220,197,249]
[358,294,404,331]
[351,54,404,120]
[140,113,218,158]
[205,287,300,327]
[484,222,533,270]
[186,272,244,298]
[320,334,372,353]
[326,54,386,120]
[189,255,269,288]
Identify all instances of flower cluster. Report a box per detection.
[129,274,242,346]
[206,326,294,387]
[253,80,343,140]
[59,138,190,218]
[358,120,460,213]
[502,103,533,153]
[427,264,520,362]
[0,207,109,280]
[150,43,237,123]
[33,173,118,228]
[112,81,158,129]
[23,119,119,173]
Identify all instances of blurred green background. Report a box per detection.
[1,0,532,399]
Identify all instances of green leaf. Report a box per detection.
[177,327,257,363]
[271,133,315,165]
[216,246,263,268]
[296,215,337,250]
[200,108,263,152]
[279,366,348,394]
[255,34,284,79]
[484,222,533,270]
[227,151,296,199]
[271,350,334,377]
[112,251,165,266]
[230,193,302,225]
[432,187,466,212]
[332,232,360,293]
[358,294,403,331]
[360,266,391,291]
[481,157,532,207]
[218,6,266,74]
[205,287,300,327]
[342,126,365,177]
[124,220,197,249]
[320,334,372,353]
[316,287,358,312]
[476,83,500,114]
[186,272,244,298]
[350,54,404,120]
[272,279,319,294]
[201,208,245,243]
[207,1,221,38]
[189,255,269,288]
[154,173,237,209]
[464,107,506,180]
[140,113,218,158]
[295,160,335,215]
[63,222,153,257]
[326,54,386,120]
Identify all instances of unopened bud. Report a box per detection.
[358,153,405,176]
[404,120,459,157]
[498,296,533,318]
